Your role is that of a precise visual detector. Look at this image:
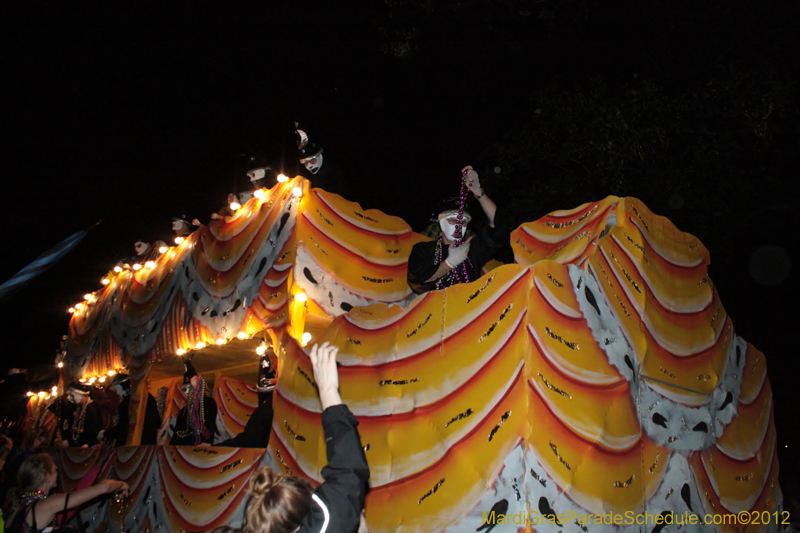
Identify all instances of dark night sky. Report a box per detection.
[1,0,798,480]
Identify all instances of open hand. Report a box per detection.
[446,237,472,267]
[461,165,481,194]
[309,342,342,410]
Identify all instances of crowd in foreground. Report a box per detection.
[1,343,369,533]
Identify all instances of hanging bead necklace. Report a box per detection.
[432,169,473,290]
[175,381,210,445]
[19,490,48,507]
[452,169,470,244]
[433,237,472,290]
[71,398,92,443]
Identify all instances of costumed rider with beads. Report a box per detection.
[170,360,219,446]
[407,165,506,294]
[59,382,103,447]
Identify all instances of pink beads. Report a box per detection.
[454,169,469,243]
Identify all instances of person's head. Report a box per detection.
[181,360,200,397]
[67,381,91,405]
[246,156,270,185]
[241,467,312,533]
[256,348,276,406]
[248,168,267,182]
[437,209,472,244]
[134,240,149,256]
[17,453,58,494]
[300,153,323,175]
[172,217,193,237]
[296,125,324,175]
[111,373,131,399]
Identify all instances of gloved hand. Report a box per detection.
[446,240,471,268]
[462,165,481,194]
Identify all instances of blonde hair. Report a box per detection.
[3,453,56,523]
[241,466,312,533]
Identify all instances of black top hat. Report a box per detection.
[295,124,323,162]
[68,381,92,395]
[172,214,192,226]
[256,352,276,393]
[245,155,269,174]
[111,373,131,386]
[183,360,198,384]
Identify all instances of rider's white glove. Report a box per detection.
[445,241,470,268]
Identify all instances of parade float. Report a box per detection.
[24,176,783,532]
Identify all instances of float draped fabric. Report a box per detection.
[55,181,780,532]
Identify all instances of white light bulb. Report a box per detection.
[176,349,185,356]
[253,189,264,199]
[277,174,288,183]
[216,338,226,345]
[294,293,308,303]
[301,332,312,346]
[133,263,142,271]
[108,370,116,376]
[159,246,168,254]
[292,187,303,198]
[145,261,155,268]
[57,362,64,368]
[114,266,123,273]
[196,342,205,349]
[175,236,184,245]
[102,278,110,285]
[237,332,248,340]
[84,293,92,300]
[75,303,83,310]
[68,307,76,313]
[230,202,241,211]
[256,345,266,355]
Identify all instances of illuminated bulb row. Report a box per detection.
[26,387,58,399]
[71,181,300,318]
[174,334,251,357]
[77,369,121,384]
[68,294,96,314]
